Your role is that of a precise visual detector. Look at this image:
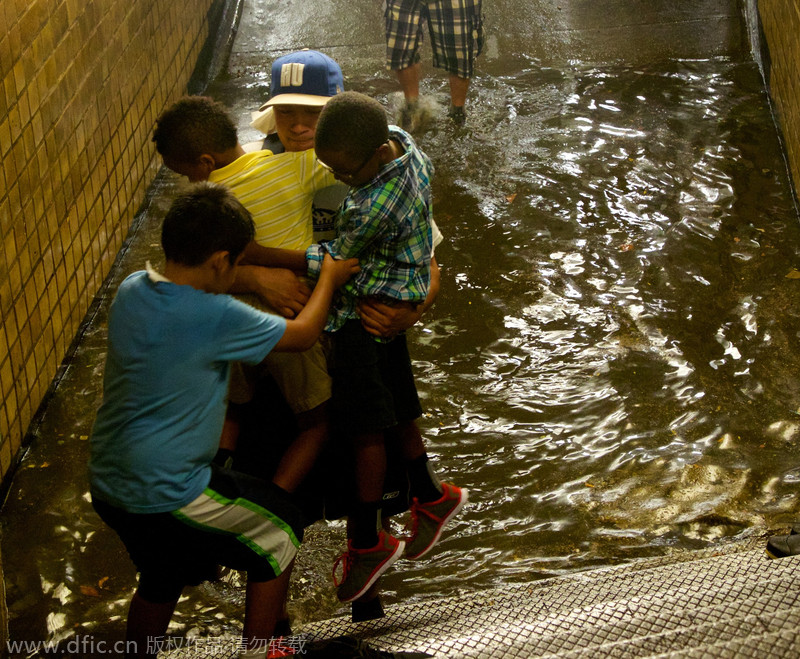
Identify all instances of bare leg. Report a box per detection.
[241,565,294,652]
[125,591,179,658]
[396,420,426,462]
[448,74,471,108]
[272,404,329,493]
[395,63,421,103]
[355,432,387,503]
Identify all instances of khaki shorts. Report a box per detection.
[228,293,332,415]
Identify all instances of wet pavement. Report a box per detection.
[3,0,800,655]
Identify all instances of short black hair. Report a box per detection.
[161,182,255,266]
[315,91,389,162]
[152,96,238,163]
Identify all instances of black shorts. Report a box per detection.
[326,319,423,436]
[92,465,304,603]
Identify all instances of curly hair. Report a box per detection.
[152,96,238,163]
[314,91,389,162]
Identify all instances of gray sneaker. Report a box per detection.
[333,530,405,602]
[405,482,468,559]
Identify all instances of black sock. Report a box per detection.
[407,454,443,504]
[351,501,382,549]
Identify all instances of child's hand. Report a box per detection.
[321,253,360,288]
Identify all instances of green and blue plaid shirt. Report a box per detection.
[306,126,434,337]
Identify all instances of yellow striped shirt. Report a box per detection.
[209,149,336,250]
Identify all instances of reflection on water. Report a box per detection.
[4,56,800,643]
[375,58,800,604]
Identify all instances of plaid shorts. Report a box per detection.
[385,0,484,78]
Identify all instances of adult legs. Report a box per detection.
[395,62,422,104]
[448,74,470,109]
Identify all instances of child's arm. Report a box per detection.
[273,254,359,352]
[241,240,308,273]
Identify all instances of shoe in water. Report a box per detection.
[333,530,405,603]
[399,100,421,132]
[448,105,466,126]
[766,533,800,559]
[405,482,468,560]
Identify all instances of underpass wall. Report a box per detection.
[758,0,800,198]
[0,0,219,485]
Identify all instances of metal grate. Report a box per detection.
[161,537,800,658]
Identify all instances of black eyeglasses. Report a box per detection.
[319,144,384,180]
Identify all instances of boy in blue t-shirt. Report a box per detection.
[89,182,357,659]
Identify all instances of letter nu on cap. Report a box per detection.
[280,62,305,87]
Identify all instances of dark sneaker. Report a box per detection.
[405,483,468,560]
[333,531,405,603]
[766,533,800,559]
[448,105,466,126]
[399,100,421,132]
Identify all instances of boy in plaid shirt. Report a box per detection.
[284,91,468,603]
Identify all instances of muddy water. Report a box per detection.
[4,41,800,656]
[329,58,800,603]
[224,56,800,615]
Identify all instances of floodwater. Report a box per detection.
[4,0,800,652]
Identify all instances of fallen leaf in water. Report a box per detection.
[619,244,634,252]
[80,585,101,597]
[506,193,518,203]
[785,269,800,279]
[98,576,110,589]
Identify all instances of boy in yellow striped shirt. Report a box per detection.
[153,94,337,495]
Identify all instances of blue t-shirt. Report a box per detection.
[89,270,286,514]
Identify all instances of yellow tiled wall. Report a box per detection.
[759,0,800,196]
[0,0,215,481]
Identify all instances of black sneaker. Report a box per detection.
[448,104,466,126]
[766,533,800,558]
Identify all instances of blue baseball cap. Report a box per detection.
[258,49,344,110]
